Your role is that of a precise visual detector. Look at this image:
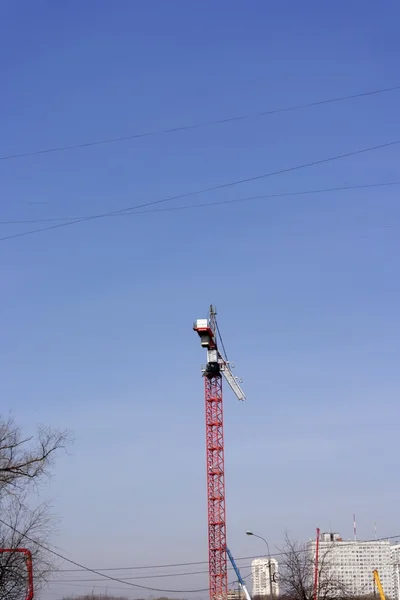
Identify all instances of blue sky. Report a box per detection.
[1,1,400,598]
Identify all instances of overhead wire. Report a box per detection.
[2,516,398,593]
[53,563,253,583]
[50,534,400,575]
[52,570,253,585]
[59,559,217,573]
[51,558,391,586]
[49,536,400,595]
[0,517,246,593]
[1,82,397,597]
[54,569,214,583]
[0,84,399,162]
[1,180,400,226]
[1,139,400,243]
[55,579,211,598]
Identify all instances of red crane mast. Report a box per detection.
[194,306,246,600]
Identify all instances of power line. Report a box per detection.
[52,576,252,598]
[1,180,400,226]
[59,560,217,573]
[52,569,252,585]
[51,558,393,585]
[50,536,400,590]
[1,84,399,162]
[54,533,400,574]
[49,536,400,588]
[53,569,212,582]
[56,579,209,599]
[1,139,399,243]
[53,565,252,583]
[0,517,242,594]
[2,516,397,594]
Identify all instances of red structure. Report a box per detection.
[0,548,34,600]
[194,306,246,600]
[205,372,227,600]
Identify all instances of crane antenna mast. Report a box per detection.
[193,305,246,600]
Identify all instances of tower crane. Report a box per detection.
[193,305,246,600]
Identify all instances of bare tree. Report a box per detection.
[0,495,57,600]
[0,416,68,494]
[278,534,350,600]
[0,415,69,598]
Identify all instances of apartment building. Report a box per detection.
[227,589,246,600]
[309,532,393,598]
[391,544,400,600]
[251,557,279,597]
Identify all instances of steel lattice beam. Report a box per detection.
[205,374,227,600]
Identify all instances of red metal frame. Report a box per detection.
[0,548,34,600]
[205,374,227,600]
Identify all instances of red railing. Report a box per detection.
[0,548,34,600]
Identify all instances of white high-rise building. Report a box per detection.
[309,532,393,598]
[251,557,279,597]
[391,544,400,600]
[227,589,246,600]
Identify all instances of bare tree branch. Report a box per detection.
[277,533,355,600]
[0,415,70,599]
[0,417,69,493]
[0,494,59,600]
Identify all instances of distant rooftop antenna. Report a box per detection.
[353,514,357,541]
[374,521,377,541]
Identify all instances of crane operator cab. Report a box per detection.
[193,319,221,378]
